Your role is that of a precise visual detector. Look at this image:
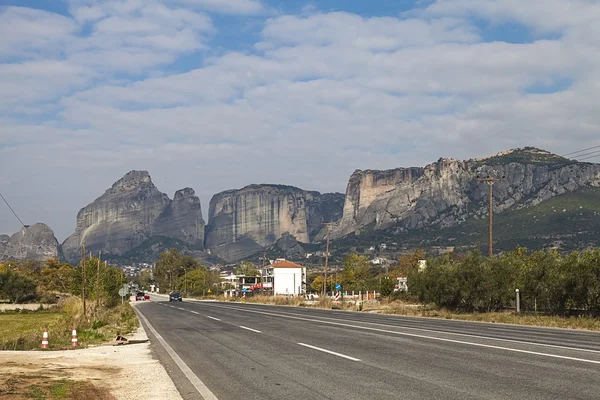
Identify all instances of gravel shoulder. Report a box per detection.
[0,304,182,400]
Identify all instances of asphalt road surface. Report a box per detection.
[134,295,600,400]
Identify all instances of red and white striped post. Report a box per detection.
[41,328,49,349]
[71,326,78,347]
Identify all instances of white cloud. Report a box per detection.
[0,7,78,59]
[176,0,266,15]
[420,0,600,34]
[1,3,600,240]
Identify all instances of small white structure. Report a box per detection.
[267,260,306,296]
[395,277,408,292]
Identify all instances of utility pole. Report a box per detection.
[81,244,86,316]
[477,175,505,256]
[323,223,333,296]
[96,251,101,312]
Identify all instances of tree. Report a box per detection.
[234,262,260,276]
[379,276,396,297]
[71,257,126,309]
[154,249,204,293]
[39,258,74,293]
[181,268,219,296]
[309,274,334,292]
[342,254,372,292]
[0,270,37,303]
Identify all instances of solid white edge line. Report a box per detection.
[298,343,361,362]
[281,312,600,355]
[134,308,219,400]
[207,316,221,321]
[206,304,600,365]
[239,325,261,333]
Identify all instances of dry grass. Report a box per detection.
[0,374,115,400]
[0,298,139,350]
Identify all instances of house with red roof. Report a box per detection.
[266,259,306,296]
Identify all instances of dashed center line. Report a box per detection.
[207,316,221,321]
[298,343,361,362]
[190,311,200,315]
[240,326,261,333]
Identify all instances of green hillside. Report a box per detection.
[331,187,600,255]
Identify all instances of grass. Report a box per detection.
[0,375,115,400]
[0,297,139,350]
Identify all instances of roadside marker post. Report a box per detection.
[72,326,78,347]
[41,328,49,349]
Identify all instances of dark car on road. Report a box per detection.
[169,292,182,302]
[135,292,146,301]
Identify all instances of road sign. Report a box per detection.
[118,288,128,297]
[335,283,341,290]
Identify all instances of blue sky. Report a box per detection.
[1,0,599,240]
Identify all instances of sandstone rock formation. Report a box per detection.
[205,185,344,261]
[330,148,600,239]
[0,223,61,261]
[62,171,205,264]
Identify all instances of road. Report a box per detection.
[134,295,600,400]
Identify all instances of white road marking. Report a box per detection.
[239,326,261,333]
[285,314,600,355]
[134,309,219,400]
[176,307,185,311]
[207,304,600,365]
[207,316,220,321]
[298,343,361,361]
[190,311,200,315]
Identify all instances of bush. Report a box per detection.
[408,248,600,315]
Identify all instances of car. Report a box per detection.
[169,292,182,302]
[135,292,146,301]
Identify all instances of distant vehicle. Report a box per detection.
[169,292,182,302]
[135,292,147,301]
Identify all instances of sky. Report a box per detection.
[1,0,600,241]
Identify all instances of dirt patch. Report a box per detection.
[0,374,115,400]
[0,326,182,400]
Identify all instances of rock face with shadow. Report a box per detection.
[62,171,205,264]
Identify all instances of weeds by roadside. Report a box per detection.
[0,297,138,350]
[0,374,115,400]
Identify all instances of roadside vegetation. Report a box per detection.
[0,375,114,400]
[205,247,600,331]
[0,257,138,350]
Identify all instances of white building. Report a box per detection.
[266,260,306,296]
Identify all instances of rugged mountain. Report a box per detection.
[204,184,344,261]
[330,147,600,240]
[62,171,205,264]
[0,223,61,261]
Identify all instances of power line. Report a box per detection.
[568,149,600,160]
[0,192,41,244]
[577,153,600,162]
[561,145,600,157]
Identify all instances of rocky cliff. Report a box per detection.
[205,184,344,261]
[330,148,600,239]
[0,223,61,261]
[62,171,205,263]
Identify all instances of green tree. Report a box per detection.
[181,268,219,296]
[154,249,204,293]
[342,254,372,292]
[39,258,75,293]
[234,261,260,276]
[0,270,37,303]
